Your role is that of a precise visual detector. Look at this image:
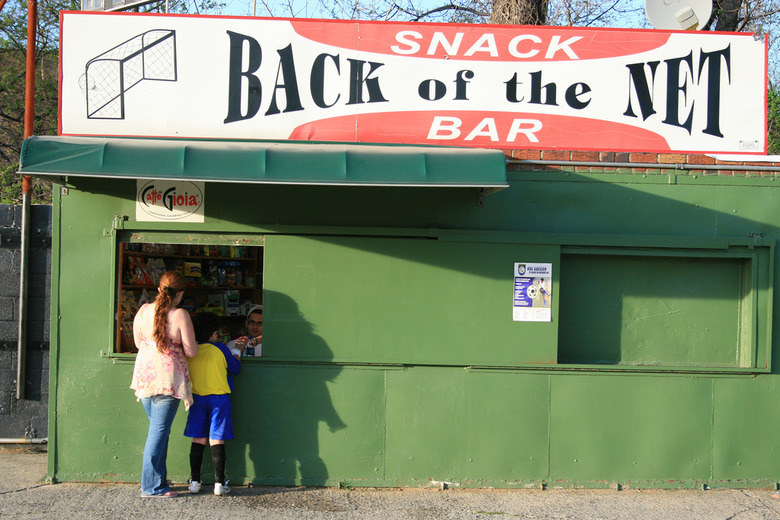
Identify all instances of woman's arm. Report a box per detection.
[132,304,146,349]
[172,308,199,358]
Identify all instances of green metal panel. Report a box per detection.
[549,374,714,484]
[45,168,780,489]
[384,368,550,486]
[496,178,719,238]
[50,186,157,482]
[384,367,469,484]
[51,363,173,482]
[460,371,550,484]
[47,187,61,480]
[263,235,560,366]
[713,375,780,482]
[230,365,384,486]
[559,254,745,367]
[712,185,779,239]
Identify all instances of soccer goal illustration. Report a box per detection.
[80,29,177,119]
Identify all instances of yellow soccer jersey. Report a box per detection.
[187,342,239,396]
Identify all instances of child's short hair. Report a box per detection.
[193,312,220,343]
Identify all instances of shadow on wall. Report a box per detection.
[557,253,750,367]
[231,289,346,486]
[207,172,780,254]
[246,177,777,371]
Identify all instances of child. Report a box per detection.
[185,312,243,496]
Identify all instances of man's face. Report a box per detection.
[246,311,263,337]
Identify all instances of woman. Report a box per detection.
[131,271,198,498]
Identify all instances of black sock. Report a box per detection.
[211,444,226,484]
[190,442,205,482]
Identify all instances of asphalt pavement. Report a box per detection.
[3,445,780,519]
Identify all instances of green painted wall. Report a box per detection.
[48,171,780,488]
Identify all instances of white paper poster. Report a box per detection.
[513,262,552,322]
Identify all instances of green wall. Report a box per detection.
[48,171,780,488]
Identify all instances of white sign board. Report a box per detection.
[61,12,767,154]
[136,180,204,222]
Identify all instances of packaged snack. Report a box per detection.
[184,262,202,277]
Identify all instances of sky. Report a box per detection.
[211,0,654,26]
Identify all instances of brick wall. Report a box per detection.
[0,204,51,440]
[505,150,780,176]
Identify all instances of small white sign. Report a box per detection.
[513,262,552,322]
[136,180,204,222]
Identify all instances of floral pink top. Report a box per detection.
[130,326,194,410]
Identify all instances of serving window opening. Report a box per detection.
[115,238,264,355]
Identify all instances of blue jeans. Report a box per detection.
[140,395,180,496]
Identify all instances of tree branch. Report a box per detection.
[394,2,488,21]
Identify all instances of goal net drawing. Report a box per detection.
[81,29,177,119]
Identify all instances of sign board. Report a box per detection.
[135,180,205,222]
[60,12,768,154]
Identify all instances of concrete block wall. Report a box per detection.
[0,204,51,440]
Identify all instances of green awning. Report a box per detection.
[19,136,507,191]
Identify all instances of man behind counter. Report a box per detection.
[227,305,262,357]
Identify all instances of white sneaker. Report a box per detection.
[188,480,201,494]
[214,481,230,496]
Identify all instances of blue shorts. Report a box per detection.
[184,394,234,441]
